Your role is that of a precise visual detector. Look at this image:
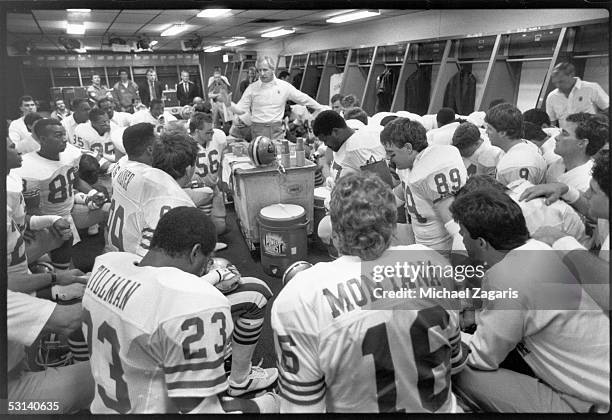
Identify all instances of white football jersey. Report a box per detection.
[61,115,80,146]
[108,160,195,257]
[271,245,466,413]
[507,179,588,246]
[14,152,76,217]
[111,111,132,128]
[60,142,84,169]
[7,210,28,276]
[545,158,593,193]
[74,122,116,162]
[330,126,386,182]
[193,129,226,188]
[462,142,504,178]
[404,145,467,250]
[7,171,26,228]
[426,122,460,146]
[466,239,609,413]
[83,252,233,414]
[495,141,547,186]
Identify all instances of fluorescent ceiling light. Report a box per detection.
[161,24,187,37]
[149,40,158,46]
[198,9,231,18]
[204,46,223,52]
[261,28,295,38]
[326,10,380,23]
[66,22,86,35]
[67,9,91,12]
[75,48,87,53]
[225,39,248,47]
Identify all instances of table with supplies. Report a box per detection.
[222,152,316,251]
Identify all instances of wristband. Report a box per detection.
[561,186,580,204]
[28,215,62,231]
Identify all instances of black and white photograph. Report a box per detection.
[2,1,610,415]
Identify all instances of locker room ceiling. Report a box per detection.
[6,9,423,54]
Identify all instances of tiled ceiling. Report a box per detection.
[6,9,422,54]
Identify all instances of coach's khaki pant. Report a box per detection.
[251,122,284,141]
[453,367,596,413]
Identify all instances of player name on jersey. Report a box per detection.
[322,264,444,319]
[86,264,142,311]
[115,168,136,191]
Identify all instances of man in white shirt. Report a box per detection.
[9,95,37,145]
[545,112,607,191]
[456,175,588,247]
[545,62,609,130]
[486,103,546,186]
[381,117,466,254]
[452,122,503,177]
[61,98,91,146]
[98,97,131,127]
[522,108,560,165]
[222,56,325,140]
[130,98,177,128]
[450,188,609,413]
[312,110,386,186]
[519,151,609,311]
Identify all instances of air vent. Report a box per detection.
[252,18,282,23]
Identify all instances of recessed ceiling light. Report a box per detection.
[198,9,231,18]
[67,9,91,13]
[261,28,295,38]
[204,46,223,52]
[326,10,380,24]
[66,22,86,35]
[161,24,187,37]
[225,39,248,47]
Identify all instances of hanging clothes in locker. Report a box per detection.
[443,68,477,115]
[404,66,432,115]
[292,72,303,89]
[375,67,395,113]
[329,72,344,103]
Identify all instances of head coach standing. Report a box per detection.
[220,56,326,140]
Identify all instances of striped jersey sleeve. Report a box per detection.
[155,307,233,399]
[271,293,326,410]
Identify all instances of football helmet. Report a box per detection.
[248,136,277,167]
[282,261,312,286]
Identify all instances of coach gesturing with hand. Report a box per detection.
[220,56,325,140]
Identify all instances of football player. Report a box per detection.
[272,173,467,412]
[188,112,228,235]
[61,98,91,146]
[312,110,386,188]
[107,123,194,256]
[485,103,547,186]
[109,125,277,395]
[83,207,279,413]
[13,119,80,269]
[450,188,609,413]
[451,121,503,178]
[380,118,467,254]
[545,113,608,191]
